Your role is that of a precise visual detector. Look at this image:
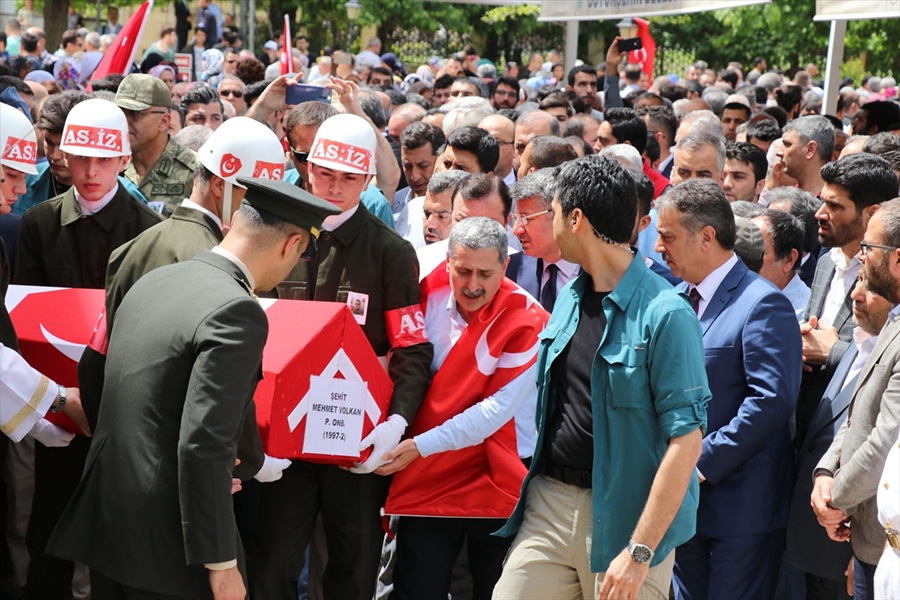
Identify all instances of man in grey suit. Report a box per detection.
[813,198,900,600]
[48,178,339,599]
[787,275,894,599]
[795,154,897,444]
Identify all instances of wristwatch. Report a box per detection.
[627,541,654,565]
[50,386,67,414]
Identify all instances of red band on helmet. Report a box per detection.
[385,305,429,349]
[2,136,37,165]
[253,160,284,180]
[310,139,371,172]
[62,125,123,153]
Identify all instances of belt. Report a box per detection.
[544,460,592,489]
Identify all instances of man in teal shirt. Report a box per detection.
[495,155,710,599]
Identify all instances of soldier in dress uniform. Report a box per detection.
[48,177,340,600]
[77,117,289,484]
[13,98,163,599]
[115,74,199,217]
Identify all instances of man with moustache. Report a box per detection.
[796,154,897,447]
[813,198,900,599]
[787,274,894,599]
[394,122,445,243]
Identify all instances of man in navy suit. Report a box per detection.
[786,275,894,599]
[656,179,802,600]
[507,168,579,311]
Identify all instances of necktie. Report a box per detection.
[689,287,702,315]
[540,264,559,311]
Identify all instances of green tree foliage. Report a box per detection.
[649,0,900,77]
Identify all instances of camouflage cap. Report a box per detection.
[114,74,173,111]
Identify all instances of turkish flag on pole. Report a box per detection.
[628,17,656,78]
[280,15,291,75]
[87,0,154,87]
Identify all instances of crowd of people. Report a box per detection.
[1,9,900,600]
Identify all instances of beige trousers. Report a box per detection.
[493,475,674,600]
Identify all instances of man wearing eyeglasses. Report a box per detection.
[218,75,247,115]
[813,198,900,600]
[508,168,579,312]
[796,154,897,446]
[115,74,199,217]
[491,76,520,111]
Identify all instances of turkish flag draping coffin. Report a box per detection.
[254,299,393,466]
[6,285,105,433]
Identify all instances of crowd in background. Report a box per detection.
[1,5,900,599]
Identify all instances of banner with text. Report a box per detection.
[540,0,770,21]
[814,0,900,21]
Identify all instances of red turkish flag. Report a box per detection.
[385,278,548,519]
[88,0,154,87]
[280,15,292,75]
[628,17,656,78]
[7,286,105,433]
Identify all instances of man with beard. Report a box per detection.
[813,198,900,599]
[723,142,767,203]
[777,115,834,196]
[795,153,898,449]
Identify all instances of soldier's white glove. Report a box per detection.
[350,414,408,474]
[253,454,292,483]
[28,419,75,447]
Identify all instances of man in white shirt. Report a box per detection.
[394,121,444,241]
[380,217,548,598]
[752,209,810,320]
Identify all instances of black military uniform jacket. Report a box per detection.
[277,203,432,423]
[14,185,163,287]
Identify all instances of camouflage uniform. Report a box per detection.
[122,137,199,218]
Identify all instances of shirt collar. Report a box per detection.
[829,246,860,272]
[890,304,900,321]
[692,253,739,304]
[211,246,255,291]
[322,203,359,232]
[75,183,118,215]
[548,258,579,278]
[181,198,223,232]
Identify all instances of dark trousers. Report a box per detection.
[250,460,390,600]
[90,570,192,600]
[673,529,786,600]
[24,436,90,600]
[852,556,877,600]
[805,571,852,600]
[390,516,510,600]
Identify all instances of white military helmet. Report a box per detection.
[59,98,131,158]
[308,113,378,175]
[0,103,39,175]
[196,116,286,188]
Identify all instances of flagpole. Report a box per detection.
[128,0,154,75]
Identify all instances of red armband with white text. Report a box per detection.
[385,305,428,349]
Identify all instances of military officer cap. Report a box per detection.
[115,74,174,111]
[237,176,340,239]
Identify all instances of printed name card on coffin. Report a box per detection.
[5,285,105,433]
[255,299,393,467]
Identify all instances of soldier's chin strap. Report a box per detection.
[222,181,234,228]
